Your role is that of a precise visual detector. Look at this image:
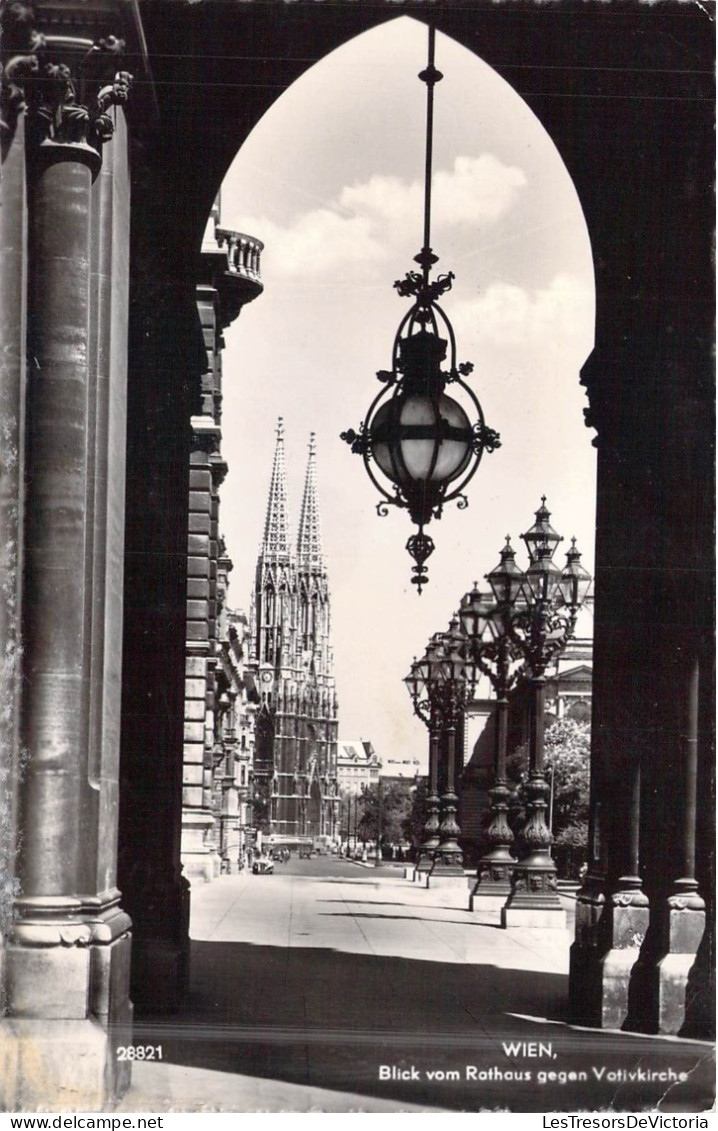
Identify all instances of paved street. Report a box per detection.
[119,859,714,1114]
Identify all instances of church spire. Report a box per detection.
[261,417,293,561]
[297,432,324,572]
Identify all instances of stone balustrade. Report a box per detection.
[216,227,264,289]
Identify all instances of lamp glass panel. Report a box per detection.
[558,568,591,609]
[526,558,561,602]
[428,395,472,483]
[371,400,398,482]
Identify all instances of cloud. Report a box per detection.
[235,208,385,280]
[452,274,594,351]
[235,154,527,281]
[434,155,527,225]
[341,154,526,230]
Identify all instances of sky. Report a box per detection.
[217,17,596,773]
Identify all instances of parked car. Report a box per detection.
[252,855,274,875]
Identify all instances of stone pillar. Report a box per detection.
[652,651,705,1033]
[0,86,28,1016]
[569,445,651,1029]
[0,29,134,1107]
[624,642,707,1035]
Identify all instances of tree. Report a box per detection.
[402,778,429,854]
[506,717,591,878]
[356,781,412,851]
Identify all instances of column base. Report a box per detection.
[568,882,650,1029]
[629,894,707,1036]
[1,902,133,1111]
[181,810,219,883]
[656,899,706,1035]
[0,1017,129,1113]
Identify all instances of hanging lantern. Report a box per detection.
[341,29,500,594]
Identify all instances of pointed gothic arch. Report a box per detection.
[0,0,712,1111]
[116,0,718,1039]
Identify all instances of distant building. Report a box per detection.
[337,740,382,795]
[249,422,339,844]
[212,599,257,873]
[381,758,422,788]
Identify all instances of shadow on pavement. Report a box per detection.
[130,939,714,1113]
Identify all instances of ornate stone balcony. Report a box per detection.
[215,227,264,323]
[198,225,264,329]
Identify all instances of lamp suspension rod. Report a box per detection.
[419,25,442,285]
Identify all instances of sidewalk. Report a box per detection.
[116,867,714,1114]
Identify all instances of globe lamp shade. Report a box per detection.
[371,390,473,508]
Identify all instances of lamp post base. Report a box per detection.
[470,851,514,902]
[470,891,510,913]
[502,906,566,928]
[427,873,470,902]
[500,858,565,928]
[429,857,465,879]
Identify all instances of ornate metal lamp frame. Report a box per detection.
[341,27,500,592]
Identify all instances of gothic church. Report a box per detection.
[250,420,339,844]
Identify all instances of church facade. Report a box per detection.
[250,422,339,846]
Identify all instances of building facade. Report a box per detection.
[180,199,263,881]
[250,423,339,846]
[212,601,257,874]
[337,739,382,795]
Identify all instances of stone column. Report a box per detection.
[0,61,28,1018]
[653,651,705,1033]
[625,641,707,1035]
[568,448,651,1029]
[1,31,134,1109]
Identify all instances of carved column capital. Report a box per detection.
[1,1,132,163]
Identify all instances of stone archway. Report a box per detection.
[0,0,712,1111]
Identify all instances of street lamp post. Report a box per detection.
[405,618,475,888]
[459,538,526,908]
[404,638,443,876]
[375,776,384,868]
[501,499,592,928]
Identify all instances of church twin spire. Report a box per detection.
[297,432,324,574]
[260,419,325,571]
[261,417,293,562]
[254,418,332,675]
